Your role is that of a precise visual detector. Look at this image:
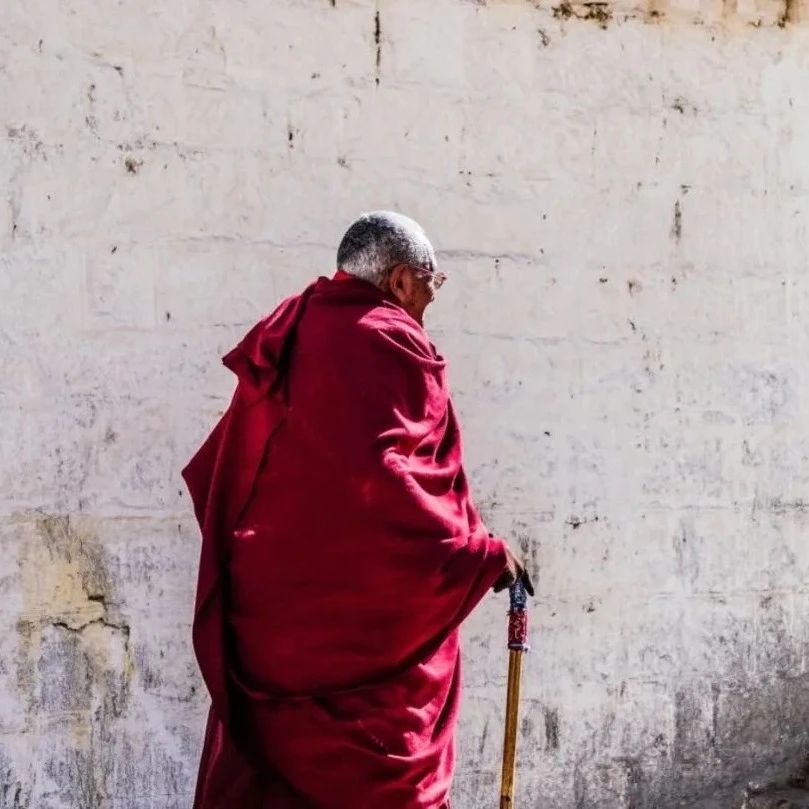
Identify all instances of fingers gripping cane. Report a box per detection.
[499,579,529,809]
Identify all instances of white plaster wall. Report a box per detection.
[2,1,809,806]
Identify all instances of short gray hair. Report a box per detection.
[336,211,436,288]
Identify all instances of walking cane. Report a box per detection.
[499,578,529,809]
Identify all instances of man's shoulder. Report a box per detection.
[357,304,439,364]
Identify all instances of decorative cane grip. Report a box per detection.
[507,579,529,651]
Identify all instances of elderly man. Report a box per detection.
[183,212,532,809]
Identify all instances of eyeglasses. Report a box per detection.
[396,263,448,290]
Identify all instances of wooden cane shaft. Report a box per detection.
[499,649,524,809]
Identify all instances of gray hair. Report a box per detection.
[336,211,436,288]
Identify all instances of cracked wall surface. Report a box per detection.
[2,0,809,807]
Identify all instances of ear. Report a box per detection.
[387,264,411,304]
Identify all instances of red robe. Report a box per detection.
[183,272,508,809]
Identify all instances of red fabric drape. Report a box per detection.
[183,274,507,808]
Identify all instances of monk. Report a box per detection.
[183,211,533,809]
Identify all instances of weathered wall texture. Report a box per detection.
[2,0,809,806]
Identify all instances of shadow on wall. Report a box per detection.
[564,680,809,809]
[743,757,809,808]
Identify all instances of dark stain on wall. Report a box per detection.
[545,707,560,750]
[553,1,613,28]
[374,10,382,85]
[672,199,683,242]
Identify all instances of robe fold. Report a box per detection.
[183,273,508,809]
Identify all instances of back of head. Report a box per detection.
[336,211,436,289]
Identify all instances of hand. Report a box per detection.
[492,544,535,596]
